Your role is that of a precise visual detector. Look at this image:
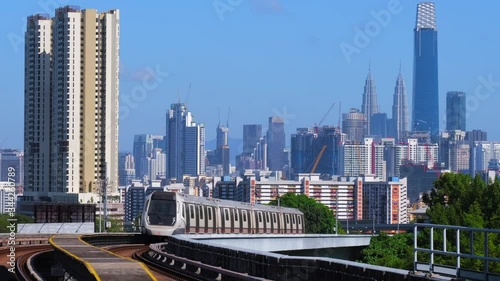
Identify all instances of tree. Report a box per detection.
[0,214,34,233]
[361,232,414,269]
[268,193,344,234]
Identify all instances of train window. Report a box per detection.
[297,216,301,224]
[224,208,229,220]
[242,211,247,222]
[272,213,277,224]
[265,212,270,223]
[182,203,185,218]
[286,214,290,224]
[208,207,212,220]
[258,212,262,223]
[292,215,296,224]
[190,205,195,219]
[234,209,238,221]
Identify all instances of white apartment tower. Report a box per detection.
[24,6,119,203]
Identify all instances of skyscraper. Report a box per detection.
[243,125,262,154]
[446,91,466,131]
[24,6,119,202]
[342,108,367,143]
[412,2,439,140]
[266,117,286,171]
[118,153,135,186]
[215,125,230,175]
[133,134,166,180]
[166,103,205,181]
[361,67,379,135]
[392,69,409,142]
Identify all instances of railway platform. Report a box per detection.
[50,234,156,281]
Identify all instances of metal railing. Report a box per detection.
[414,223,500,280]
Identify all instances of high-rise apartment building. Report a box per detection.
[266,117,286,171]
[24,6,119,203]
[166,103,205,181]
[361,67,379,135]
[118,153,135,186]
[446,91,466,131]
[392,69,409,142]
[412,2,439,140]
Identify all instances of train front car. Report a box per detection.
[141,191,185,236]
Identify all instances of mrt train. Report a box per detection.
[140,191,305,236]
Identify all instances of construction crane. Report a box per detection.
[314,102,336,134]
[310,145,327,173]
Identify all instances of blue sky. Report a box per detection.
[1,1,499,153]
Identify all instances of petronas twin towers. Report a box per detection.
[361,66,409,142]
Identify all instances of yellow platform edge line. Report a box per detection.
[49,235,102,281]
[78,235,158,281]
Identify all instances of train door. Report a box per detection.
[241,210,248,233]
[278,212,284,234]
[232,208,240,233]
[256,211,264,233]
[197,204,205,233]
[187,204,196,233]
[206,206,214,233]
[271,212,278,234]
[291,214,297,234]
[284,213,291,234]
[222,208,232,233]
[264,211,271,233]
[297,215,303,233]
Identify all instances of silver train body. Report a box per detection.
[141,191,305,236]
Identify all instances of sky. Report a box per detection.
[1,0,500,154]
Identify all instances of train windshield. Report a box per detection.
[148,199,176,226]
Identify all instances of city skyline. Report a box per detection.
[1,1,500,152]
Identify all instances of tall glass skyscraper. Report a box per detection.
[446,91,466,131]
[412,2,439,140]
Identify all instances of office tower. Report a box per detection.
[342,108,367,143]
[446,91,466,131]
[392,69,409,142]
[118,153,135,186]
[412,2,439,140]
[166,103,205,181]
[24,7,119,202]
[0,149,24,186]
[370,113,388,139]
[133,134,153,180]
[266,117,286,171]
[466,130,487,142]
[243,124,262,154]
[361,67,379,135]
